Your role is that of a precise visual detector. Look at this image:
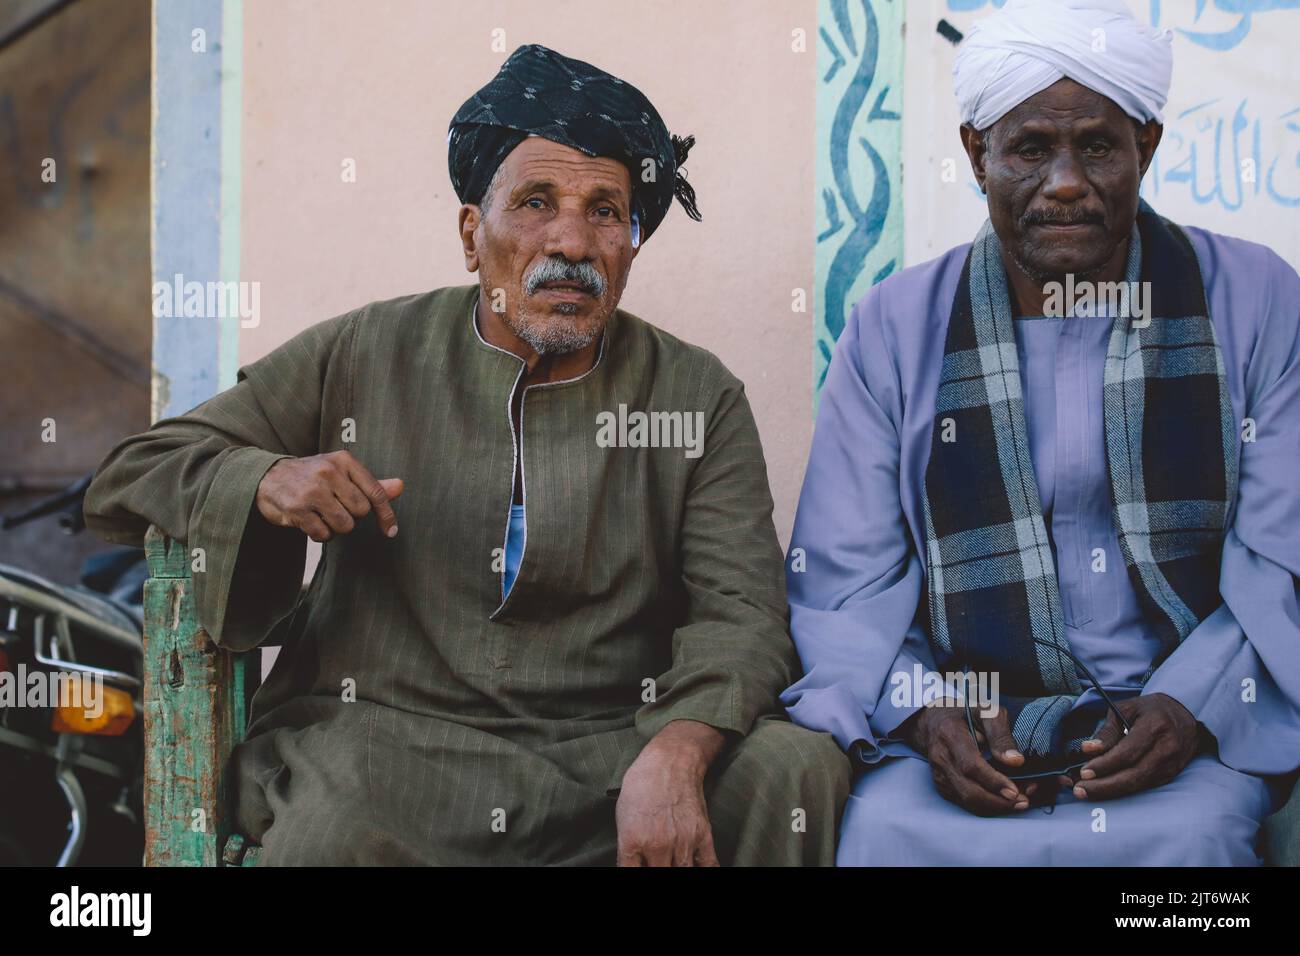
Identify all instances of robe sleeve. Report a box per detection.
[1142,253,1300,776]
[779,291,930,763]
[83,312,359,652]
[629,373,798,743]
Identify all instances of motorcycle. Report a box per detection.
[0,475,145,866]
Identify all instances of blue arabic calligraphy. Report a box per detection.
[949,0,1300,51]
[1149,99,1300,208]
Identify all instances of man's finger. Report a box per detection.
[1082,708,1125,754]
[695,832,721,867]
[949,733,1022,803]
[979,706,1024,768]
[616,845,644,867]
[298,511,332,543]
[316,499,356,535]
[1073,760,1153,801]
[640,840,673,867]
[1081,720,1155,779]
[331,479,373,519]
[942,756,1024,814]
[346,460,401,537]
[259,501,289,528]
[952,771,1022,815]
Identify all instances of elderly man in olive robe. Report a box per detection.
[85,44,849,866]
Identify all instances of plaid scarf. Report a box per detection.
[921,200,1237,765]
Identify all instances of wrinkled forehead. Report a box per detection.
[495,136,633,201]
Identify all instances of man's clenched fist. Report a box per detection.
[255,450,404,542]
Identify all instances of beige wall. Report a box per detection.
[240,0,817,543]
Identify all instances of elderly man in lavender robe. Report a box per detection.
[783,0,1300,865]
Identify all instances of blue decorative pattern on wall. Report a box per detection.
[815,0,905,404]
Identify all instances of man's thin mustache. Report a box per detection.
[1023,208,1105,227]
[523,257,607,297]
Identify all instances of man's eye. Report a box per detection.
[1085,142,1112,156]
[1018,146,1045,160]
[594,206,618,218]
[524,197,547,210]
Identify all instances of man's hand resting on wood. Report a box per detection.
[255,450,404,542]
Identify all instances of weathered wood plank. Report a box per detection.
[142,526,244,866]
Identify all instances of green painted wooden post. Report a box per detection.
[148,0,251,866]
[143,526,250,866]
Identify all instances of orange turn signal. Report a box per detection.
[51,681,135,736]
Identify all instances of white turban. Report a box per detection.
[952,0,1173,131]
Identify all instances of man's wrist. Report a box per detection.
[644,719,728,776]
[896,695,963,748]
[894,709,924,747]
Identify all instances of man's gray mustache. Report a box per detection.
[523,257,607,298]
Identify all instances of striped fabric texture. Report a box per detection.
[921,201,1237,766]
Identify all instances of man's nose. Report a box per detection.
[542,207,598,263]
[1040,149,1091,204]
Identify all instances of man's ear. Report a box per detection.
[459,204,482,273]
[959,122,988,194]
[1136,122,1163,179]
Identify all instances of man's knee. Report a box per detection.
[703,717,850,865]
[259,796,425,866]
[714,717,851,819]
[259,797,356,865]
[1134,763,1267,865]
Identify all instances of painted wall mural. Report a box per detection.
[814,0,905,401]
[950,1,1300,51]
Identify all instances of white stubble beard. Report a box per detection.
[506,299,605,355]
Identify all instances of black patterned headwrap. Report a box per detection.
[448,44,701,243]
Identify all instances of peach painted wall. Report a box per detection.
[239,0,818,544]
